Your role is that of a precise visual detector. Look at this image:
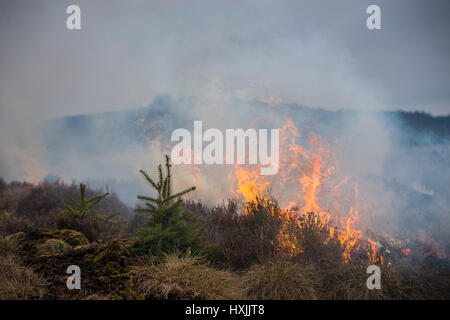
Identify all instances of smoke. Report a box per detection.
[30,94,449,245]
[0,1,449,244]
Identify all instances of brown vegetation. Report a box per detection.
[133,252,244,300]
[0,179,448,300]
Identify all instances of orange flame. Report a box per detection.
[233,119,375,263]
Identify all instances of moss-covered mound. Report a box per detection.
[41,229,89,246]
[8,229,89,254]
[85,239,137,275]
[20,236,140,299]
[36,238,72,257]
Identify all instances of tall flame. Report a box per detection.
[233,118,376,263]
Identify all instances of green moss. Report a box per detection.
[86,239,136,275]
[73,244,90,251]
[41,229,89,246]
[92,239,134,264]
[36,239,72,257]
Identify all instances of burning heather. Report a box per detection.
[1,101,449,301]
[1,1,449,303]
[170,118,408,264]
[122,109,448,267]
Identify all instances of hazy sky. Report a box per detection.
[0,0,449,124]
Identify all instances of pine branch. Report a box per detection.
[134,207,153,214]
[164,186,196,204]
[137,195,159,203]
[136,155,195,213]
[67,196,81,207]
[63,183,119,221]
[165,154,172,198]
[139,170,158,190]
[86,193,109,209]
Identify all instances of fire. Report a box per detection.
[336,185,362,263]
[298,134,332,215]
[134,114,385,263]
[234,164,270,203]
[233,118,376,263]
[401,248,411,256]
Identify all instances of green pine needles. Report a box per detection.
[136,155,204,256]
[63,183,119,220]
[58,183,120,241]
[136,155,196,213]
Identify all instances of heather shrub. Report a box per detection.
[14,182,131,218]
[56,213,120,242]
[195,196,283,269]
[0,211,37,235]
[287,211,343,264]
[0,180,132,236]
[0,181,34,214]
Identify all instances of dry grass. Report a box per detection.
[378,264,450,300]
[310,261,450,300]
[0,236,45,299]
[244,260,320,300]
[0,235,17,256]
[132,252,244,300]
[318,262,375,299]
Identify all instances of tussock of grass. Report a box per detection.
[379,265,450,300]
[319,263,374,299]
[244,260,320,300]
[311,262,450,300]
[133,252,243,300]
[0,237,45,299]
[0,236,17,256]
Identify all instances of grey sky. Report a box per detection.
[0,0,449,124]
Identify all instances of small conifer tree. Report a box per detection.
[63,183,119,220]
[135,155,204,255]
[58,183,120,241]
